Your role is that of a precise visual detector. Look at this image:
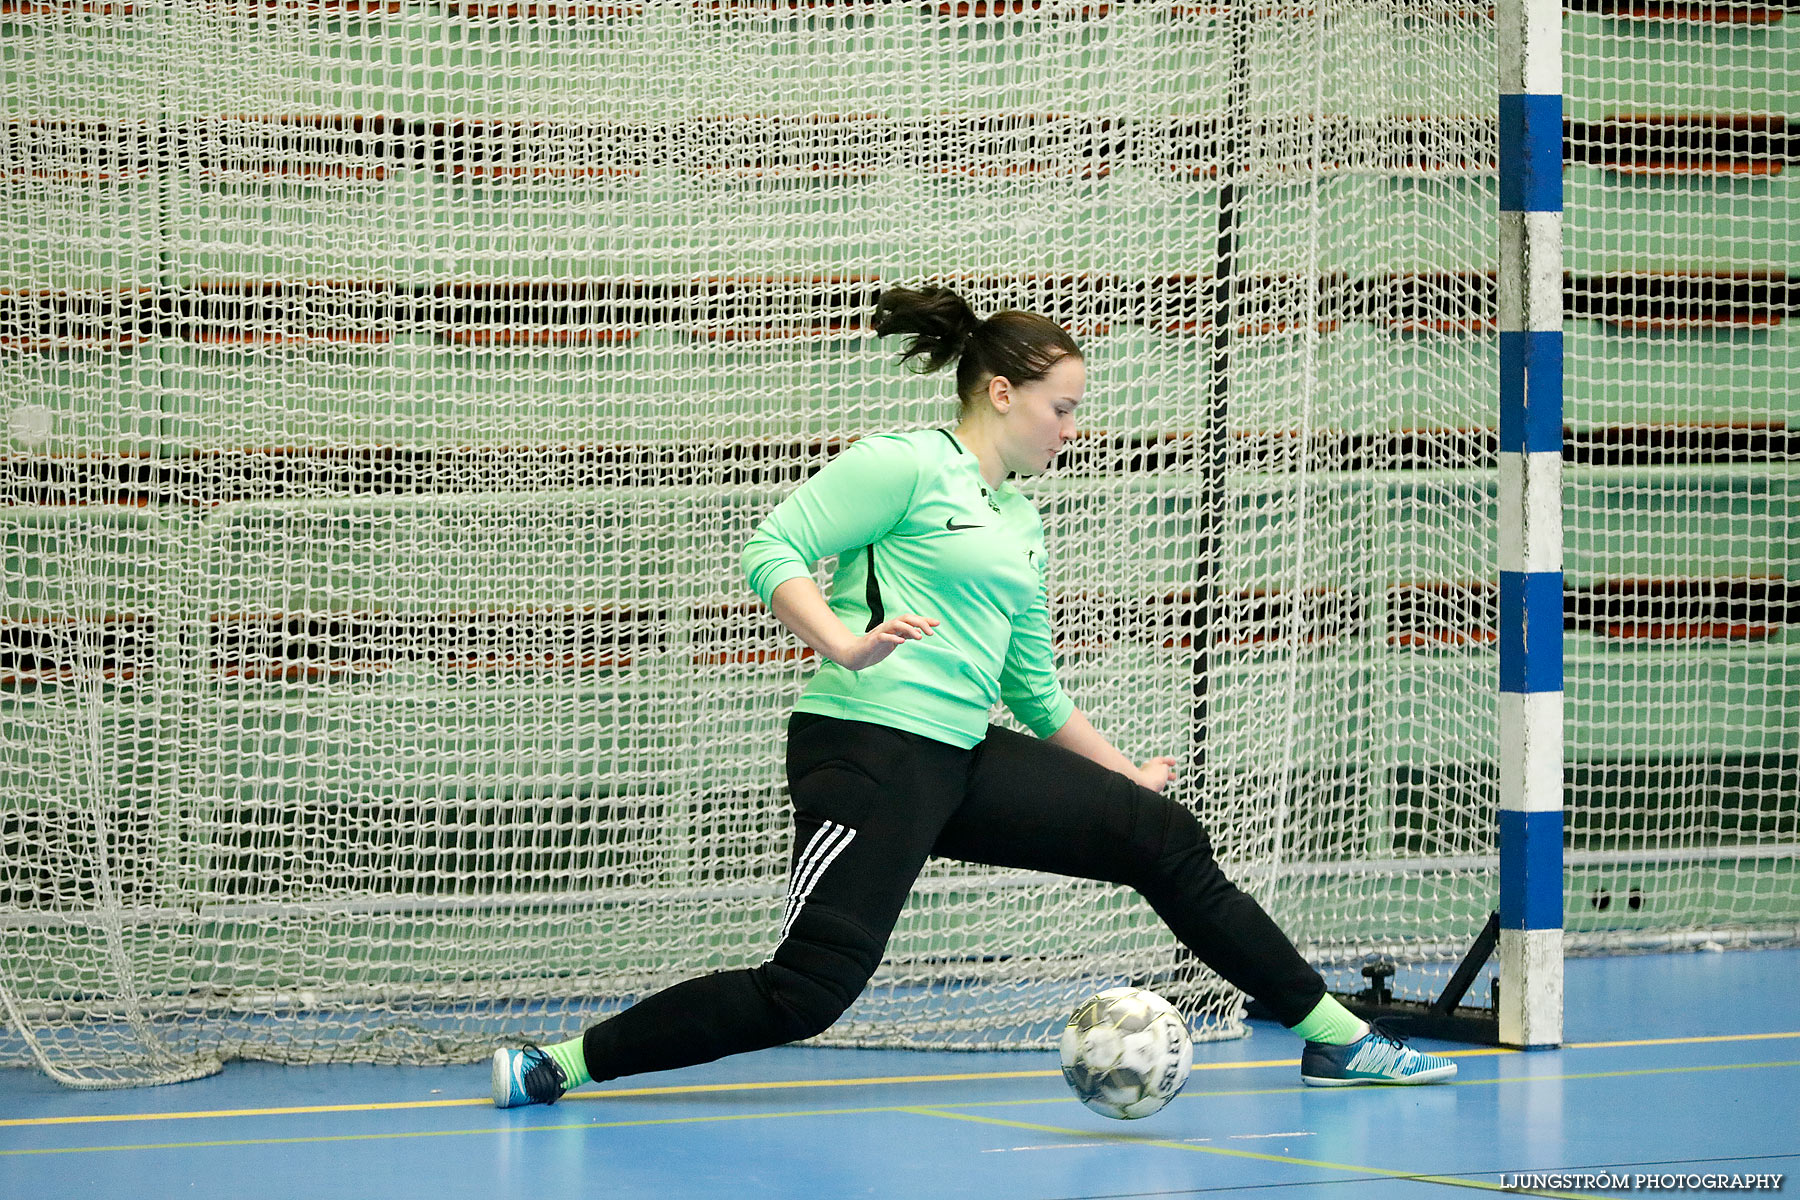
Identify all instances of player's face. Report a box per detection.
[1000,354,1085,477]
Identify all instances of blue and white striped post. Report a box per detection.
[1497,0,1564,1050]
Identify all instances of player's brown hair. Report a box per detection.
[871,285,1081,413]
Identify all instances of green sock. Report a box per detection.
[1289,995,1369,1046]
[545,1036,591,1089]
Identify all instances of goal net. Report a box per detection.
[1561,5,1798,953]
[2,0,1792,1089]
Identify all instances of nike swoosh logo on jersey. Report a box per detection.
[945,519,983,531]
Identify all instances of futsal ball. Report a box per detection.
[1059,986,1193,1120]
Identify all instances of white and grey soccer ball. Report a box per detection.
[1059,986,1193,1120]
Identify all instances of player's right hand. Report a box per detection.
[835,615,940,672]
[1135,756,1179,794]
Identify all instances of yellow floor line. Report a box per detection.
[0,1061,1289,1128]
[0,1095,492,1127]
[3,1028,1794,1131]
[1567,1031,1800,1050]
[1483,1060,1798,1087]
[1,1057,1791,1160]
[861,1058,1800,1113]
[0,1102,912,1158]
[900,1107,1602,1200]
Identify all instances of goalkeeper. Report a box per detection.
[493,285,1455,1107]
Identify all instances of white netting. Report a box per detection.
[1562,8,1799,949]
[2,0,1791,1089]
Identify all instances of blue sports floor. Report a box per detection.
[3,949,1795,1200]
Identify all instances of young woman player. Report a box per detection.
[493,285,1456,1106]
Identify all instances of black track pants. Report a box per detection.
[582,713,1326,1083]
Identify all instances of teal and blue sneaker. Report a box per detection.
[1300,1022,1458,1087]
[491,1045,568,1109]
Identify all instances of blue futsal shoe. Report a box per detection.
[1300,1022,1458,1087]
[491,1045,568,1108]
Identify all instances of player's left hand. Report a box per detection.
[1135,756,1178,794]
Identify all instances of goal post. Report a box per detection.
[1497,0,1566,1050]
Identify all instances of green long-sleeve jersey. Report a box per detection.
[742,428,1075,749]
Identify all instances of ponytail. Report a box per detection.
[870,285,980,375]
[872,285,1081,411]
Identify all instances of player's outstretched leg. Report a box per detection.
[1299,1020,1457,1086]
[492,1044,569,1108]
[949,726,1456,1088]
[488,713,962,1109]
